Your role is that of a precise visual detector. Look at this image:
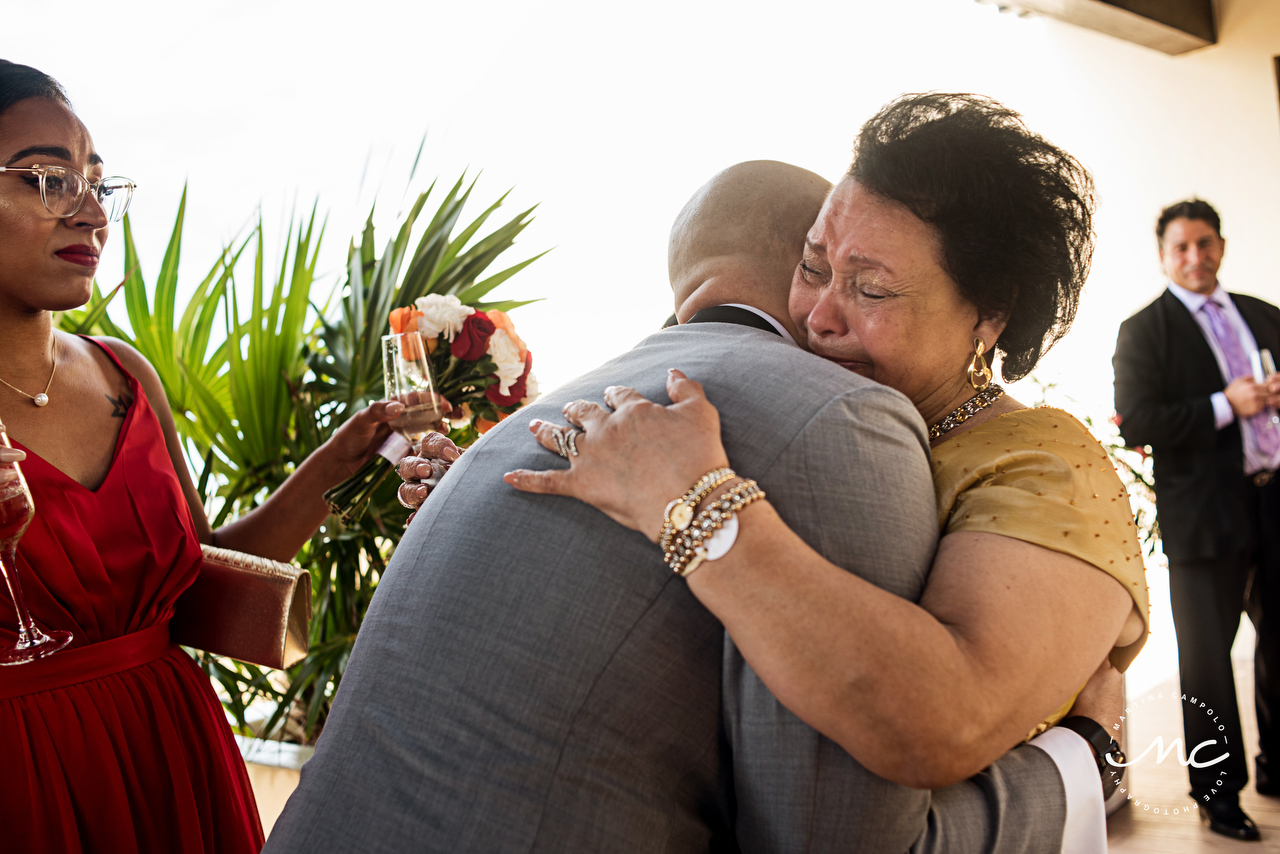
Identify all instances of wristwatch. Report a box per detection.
[1056,716,1125,784]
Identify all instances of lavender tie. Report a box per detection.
[1200,298,1280,458]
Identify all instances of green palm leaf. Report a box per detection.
[104,164,543,746]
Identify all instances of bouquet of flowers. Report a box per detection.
[323,294,539,523]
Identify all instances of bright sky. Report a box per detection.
[10,0,1280,693]
[0,1,1220,396]
[13,0,1279,411]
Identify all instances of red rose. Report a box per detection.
[451,311,495,361]
[486,352,533,407]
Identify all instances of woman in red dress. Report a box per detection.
[0,61,404,853]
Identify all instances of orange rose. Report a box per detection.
[487,310,527,360]
[389,306,422,334]
[390,307,438,360]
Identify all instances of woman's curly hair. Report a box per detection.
[849,93,1095,382]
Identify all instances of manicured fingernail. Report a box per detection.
[386,401,405,414]
[604,386,617,394]
[529,418,543,428]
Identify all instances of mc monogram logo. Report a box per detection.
[1110,735,1229,769]
[1102,690,1237,815]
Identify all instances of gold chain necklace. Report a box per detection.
[0,341,58,407]
[929,383,1005,442]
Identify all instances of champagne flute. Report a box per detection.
[1263,349,1280,427]
[1254,349,1280,427]
[322,332,447,524]
[383,332,445,444]
[0,422,72,665]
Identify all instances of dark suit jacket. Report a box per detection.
[1113,288,1280,561]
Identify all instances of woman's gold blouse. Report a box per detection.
[931,408,1151,735]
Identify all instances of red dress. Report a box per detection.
[0,340,264,853]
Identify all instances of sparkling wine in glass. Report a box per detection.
[0,423,72,664]
[383,332,445,443]
[1263,349,1280,427]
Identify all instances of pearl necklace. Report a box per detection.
[0,343,58,407]
[928,384,1005,442]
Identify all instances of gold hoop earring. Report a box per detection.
[967,338,993,391]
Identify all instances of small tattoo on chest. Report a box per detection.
[105,392,134,418]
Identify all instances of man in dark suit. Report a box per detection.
[1114,198,1280,841]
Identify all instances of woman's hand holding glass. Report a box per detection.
[0,434,73,664]
[321,393,452,482]
[0,447,23,485]
[503,369,731,540]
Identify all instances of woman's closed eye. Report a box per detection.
[854,275,896,301]
[799,261,827,282]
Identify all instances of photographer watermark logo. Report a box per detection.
[1102,691,1233,817]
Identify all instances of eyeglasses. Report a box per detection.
[0,164,135,222]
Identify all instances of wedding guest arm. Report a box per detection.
[100,340,406,563]
[914,659,1120,853]
[508,369,1137,789]
[394,406,1119,850]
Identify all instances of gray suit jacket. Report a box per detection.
[265,323,1066,853]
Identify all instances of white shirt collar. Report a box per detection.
[1167,279,1228,313]
[719,303,799,346]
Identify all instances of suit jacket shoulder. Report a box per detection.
[1232,292,1280,353]
[268,323,938,854]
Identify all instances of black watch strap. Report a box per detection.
[1056,715,1125,780]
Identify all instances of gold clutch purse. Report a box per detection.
[170,544,312,670]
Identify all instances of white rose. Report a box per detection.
[487,329,526,395]
[521,373,541,406]
[414,294,474,342]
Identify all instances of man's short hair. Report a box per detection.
[1157,199,1222,242]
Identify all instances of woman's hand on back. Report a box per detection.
[396,432,463,522]
[505,370,730,540]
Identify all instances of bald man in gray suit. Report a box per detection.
[266,163,1085,853]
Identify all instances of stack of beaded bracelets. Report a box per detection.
[662,476,766,577]
[658,467,735,553]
